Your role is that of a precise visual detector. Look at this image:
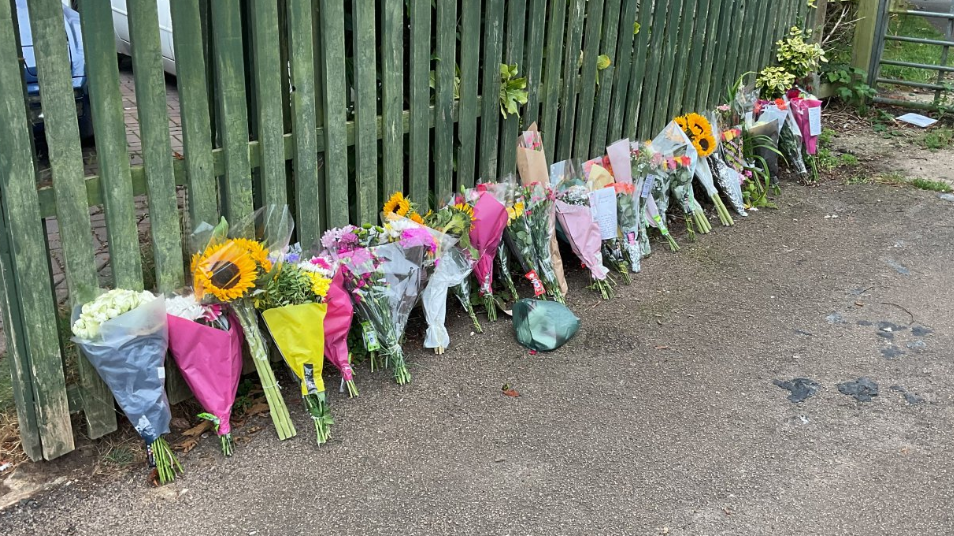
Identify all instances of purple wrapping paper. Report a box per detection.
[323,269,355,382]
[167,314,244,435]
[555,200,609,280]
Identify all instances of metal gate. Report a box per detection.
[868,0,954,109]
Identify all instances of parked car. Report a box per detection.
[16,0,93,139]
[110,0,176,75]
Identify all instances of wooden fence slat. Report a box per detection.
[621,0,654,139]
[683,0,712,112]
[651,0,684,133]
[352,0,378,221]
[540,0,568,158]
[127,0,191,405]
[24,0,86,458]
[606,0,639,141]
[434,0,457,199]
[210,2,254,228]
[763,1,783,70]
[127,0,185,293]
[288,0,320,246]
[555,0,586,160]
[0,0,70,458]
[457,0,481,190]
[380,0,404,195]
[81,3,142,292]
[250,0,288,211]
[170,0,218,228]
[497,0,527,178]
[522,0,548,126]
[572,0,605,157]
[726,0,753,94]
[667,0,703,117]
[318,0,349,227]
[696,0,727,109]
[588,0,622,156]
[310,0,327,231]
[479,0,505,180]
[636,1,669,139]
[750,1,771,73]
[408,0,431,201]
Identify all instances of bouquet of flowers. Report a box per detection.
[676,113,735,226]
[463,184,509,321]
[654,121,709,238]
[333,227,426,384]
[523,181,565,303]
[254,249,335,445]
[166,294,243,456]
[555,179,614,300]
[424,201,482,332]
[708,108,749,217]
[503,188,547,299]
[72,290,181,484]
[629,141,663,258]
[492,179,521,302]
[614,181,641,273]
[586,179,630,284]
[190,208,297,440]
[644,188,679,252]
[788,92,823,155]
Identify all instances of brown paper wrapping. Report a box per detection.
[516,123,568,295]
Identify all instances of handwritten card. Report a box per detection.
[589,187,619,240]
[808,106,822,136]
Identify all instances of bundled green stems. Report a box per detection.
[198,413,232,457]
[232,300,297,440]
[149,437,183,485]
[303,393,334,446]
[590,277,614,300]
[386,345,412,385]
[710,194,735,226]
[482,293,498,322]
[452,282,483,333]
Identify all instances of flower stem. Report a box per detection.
[304,394,334,445]
[346,379,359,398]
[150,437,183,485]
[232,300,296,441]
[386,345,412,385]
[220,434,233,457]
[482,293,497,322]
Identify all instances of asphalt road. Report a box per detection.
[2,179,953,535]
[909,0,954,34]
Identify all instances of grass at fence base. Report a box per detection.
[880,13,951,84]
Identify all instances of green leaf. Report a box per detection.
[634,22,641,35]
[597,54,611,71]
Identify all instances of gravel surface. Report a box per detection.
[2,181,953,535]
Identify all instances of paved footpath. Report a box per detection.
[1,181,953,535]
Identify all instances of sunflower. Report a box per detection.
[409,212,425,225]
[674,116,689,133]
[192,242,258,302]
[231,238,273,272]
[453,202,475,221]
[382,192,411,217]
[692,134,717,158]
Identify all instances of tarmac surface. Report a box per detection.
[1,180,953,535]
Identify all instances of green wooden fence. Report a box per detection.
[0,0,807,461]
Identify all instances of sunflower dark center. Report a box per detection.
[210,261,241,289]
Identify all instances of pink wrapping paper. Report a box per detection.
[323,269,354,381]
[789,98,822,155]
[555,200,609,280]
[606,139,633,184]
[469,193,509,294]
[167,314,244,435]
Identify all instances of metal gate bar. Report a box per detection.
[869,0,954,109]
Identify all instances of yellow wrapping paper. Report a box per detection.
[588,165,615,190]
[261,303,327,396]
